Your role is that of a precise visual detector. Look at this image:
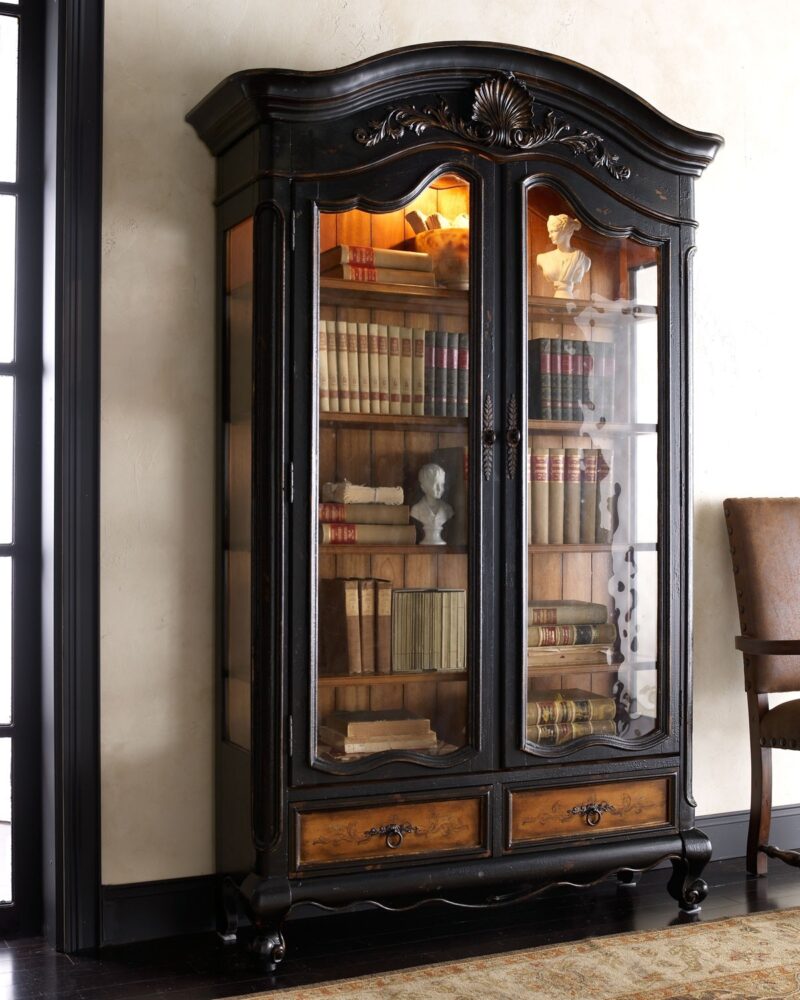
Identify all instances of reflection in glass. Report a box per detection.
[0,559,9,727]
[315,173,472,763]
[0,738,9,903]
[525,185,660,748]
[0,196,15,362]
[0,17,18,183]
[0,377,12,543]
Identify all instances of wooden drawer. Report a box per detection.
[293,789,490,873]
[507,776,672,848]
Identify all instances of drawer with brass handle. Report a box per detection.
[506,776,673,849]
[292,789,490,873]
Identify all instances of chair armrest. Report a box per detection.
[735,636,800,655]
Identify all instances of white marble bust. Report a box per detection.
[536,214,591,299]
[410,463,454,546]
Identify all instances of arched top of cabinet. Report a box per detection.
[186,41,723,179]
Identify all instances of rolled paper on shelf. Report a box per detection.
[322,480,405,505]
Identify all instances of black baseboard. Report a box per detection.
[99,805,800,946]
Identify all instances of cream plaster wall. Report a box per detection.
[100,0,800,883]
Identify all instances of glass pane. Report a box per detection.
[0,16,18,182]
[0,377,12,542]
[0,196,15,362]
[223,218,253,750]
[0,737,9,903]
[525,186,660,748]
[315,173,472,764]
[0,559,9,726]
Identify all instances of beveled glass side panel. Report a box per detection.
[524,186,659,749]
[0,17,18,184]
[224,218,253,751]
[315,174,472,765]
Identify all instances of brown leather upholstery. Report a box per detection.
[760,700,800,747]
[724,498,800,693]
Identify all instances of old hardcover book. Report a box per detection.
[432,445,468,546]
[551,338,563,420]
[346,321,361,414]
[457,333,469,417]
[595,448,615,543]
[399,326,413,415]
[527,719,616,744]
[564,340,581,421]
[527,600,608,626]
[377,323,390,415]
[536,338,553,419]
[367,322,381,413]
[375,579,392,674]
[434,330,448,416]
[322,263,436,286]
[581,341,593,420]
[580,448,599,544]
[388,325,402,415]
[412,327,426,416]
[321,482,404,505]
[531,448,549,545]
[424,330,436,415]
[335,319,351,413]
[563,447,582,544]
[528,623,617,647]
[548,448,565,544]
[358,579,376,674]
[319,503,410,525]
[320,523,417,545]
[318,578,362,675]
[527,688,617,724]
[446,331,459,416]
[357,321,371,413]
[318,319,330,412]
[321,708,433,738]
[317,728,438,754]
[528,643,620,668]
[320,244,433,272]
[326,318,340,412]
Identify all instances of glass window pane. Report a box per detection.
[0,738,11,903]
[0,377,12,542]
[0,196,15,362]
[0,559,9,726]
[0,16,18,182]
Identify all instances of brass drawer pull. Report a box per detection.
[567,800,619,827]
[363,822,420,849]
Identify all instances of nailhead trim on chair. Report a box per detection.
[760,737,799,749]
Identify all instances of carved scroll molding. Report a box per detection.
[354,72,631,181]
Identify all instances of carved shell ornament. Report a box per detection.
[354,72,631,181]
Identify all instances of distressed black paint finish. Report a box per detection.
[187,42,722,965]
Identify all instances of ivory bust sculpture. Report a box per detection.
[536,214,591,299]
[410,463,453,545]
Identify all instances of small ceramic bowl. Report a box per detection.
[414,228,470,290]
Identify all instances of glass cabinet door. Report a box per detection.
[312,172,478,768]
[523,184,660,751]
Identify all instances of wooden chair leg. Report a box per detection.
[747,705,771,877]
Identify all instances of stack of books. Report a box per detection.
[319,709,438,754]
[319,498,417,546]
[527,599,619,672]
[320,244,436,287]
[527,446,614,545]
[319,319,468,417]
[528,337,615,422]
[527,687,617,745]
[391,588,467,673]
[318,577,393,675]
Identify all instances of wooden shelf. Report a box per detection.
[528,420,657,436]
[528,660,621,674]
[320,277,469,314]
[528,542,656,553]
[321,544,467,555]
[319,670,468,687]
[527,295,657,323]
[321,412,468,433]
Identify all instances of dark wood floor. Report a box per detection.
[3,858,800,999]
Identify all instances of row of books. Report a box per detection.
[527,447,614,545]
[319,708,438,754]
[527,687,617,745]
[321,244,436,288]
[319,320,469,417]
[529,337,616,423]
[528,600,619,672]
[318,578,467,676]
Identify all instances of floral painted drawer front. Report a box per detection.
[293,791,489,872]
[507,776,672,847]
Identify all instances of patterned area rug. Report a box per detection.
[237,908,800,999]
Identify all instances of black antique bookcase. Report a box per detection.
[187,42,723,967]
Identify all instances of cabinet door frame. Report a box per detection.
[289,150,499,787]
[501,163,686,769]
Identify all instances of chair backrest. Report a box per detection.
[724,497,800,693]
